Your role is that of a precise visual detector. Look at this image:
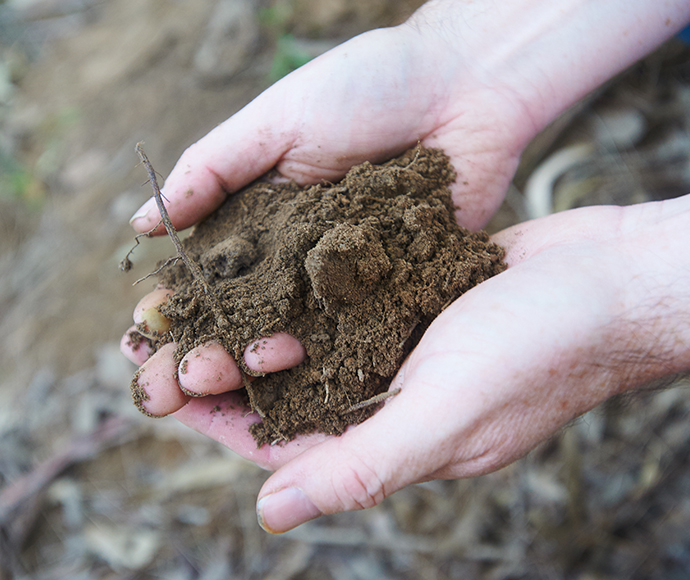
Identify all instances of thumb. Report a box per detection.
[254,379,450,534]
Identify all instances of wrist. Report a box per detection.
[493,196,690,412]
[608,196,690,390]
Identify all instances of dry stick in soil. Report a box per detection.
[133,142,229,331]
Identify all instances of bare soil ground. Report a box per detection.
[1,1,690,579]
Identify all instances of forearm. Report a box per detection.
[407,0,690,143]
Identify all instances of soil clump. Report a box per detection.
[136,147,506,446]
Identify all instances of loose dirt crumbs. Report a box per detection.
[134,147,506,446]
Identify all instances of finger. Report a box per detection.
[177,333,306,396]
[173,394,328,471]
[131,288,173,341]
[178,342,243,396]
[129,86,298,235]
[244,333,307,374]
[120,325,153,366]
[133,342,190,417]
[133,287,173,323]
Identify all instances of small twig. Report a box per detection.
[132,256,180,286]
[404,141,422,169]
[135,142,229,329]
[341,388,401,415]
[118,219,163,272]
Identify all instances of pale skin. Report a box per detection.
[121,0,690,533]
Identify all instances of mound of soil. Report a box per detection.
[134,147,506,446]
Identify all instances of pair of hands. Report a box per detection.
[120,13,690,533]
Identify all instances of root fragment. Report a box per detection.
[133,256,180,286]
[119,219,163,272]
[341,387,401,415]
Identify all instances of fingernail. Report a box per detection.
[129,198,155,227]
[135,307,171,339]
[257,488,322,534]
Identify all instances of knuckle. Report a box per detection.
[330,454,387,512]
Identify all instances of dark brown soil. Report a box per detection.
[139,147,506,446]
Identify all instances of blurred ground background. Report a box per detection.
[1,1,690,579]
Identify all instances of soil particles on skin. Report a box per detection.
[132,147,506,446]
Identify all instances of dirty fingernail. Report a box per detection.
[136,307,171,339]
[129,198,155,227]
[257,488,322,534]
